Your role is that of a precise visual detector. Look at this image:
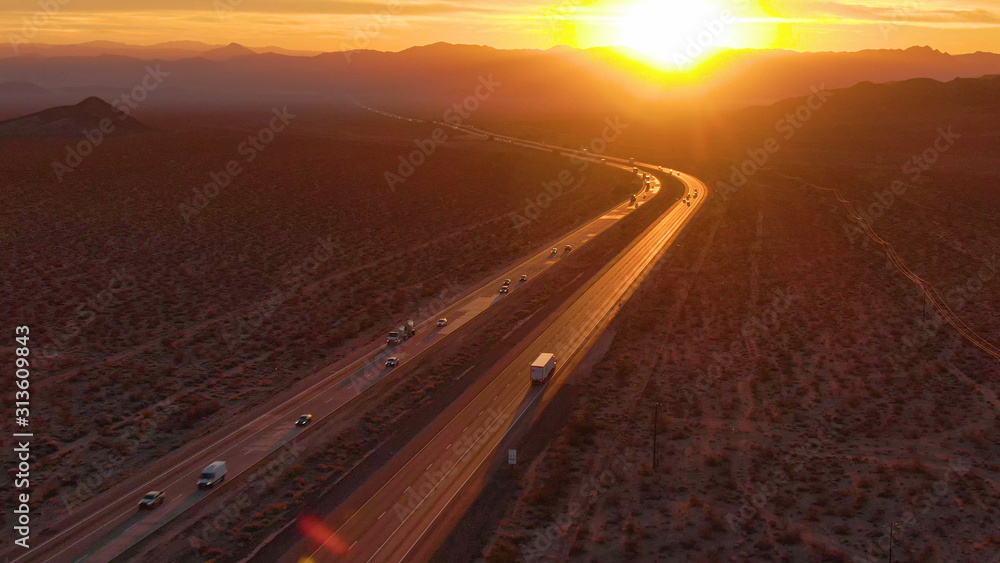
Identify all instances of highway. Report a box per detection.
[279,167,708,562]
[11,143,664,562]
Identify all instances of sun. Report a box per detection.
[615,0,732,68]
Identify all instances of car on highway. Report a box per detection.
[551,248,558,255]
[520,274,527,282]
[385,357,399,368]
[564,244,572,252]
[295,414,312,426]
[500,286,508,294]
[138,491,164,509]
[502,279,511,286]
[437,318,448,327]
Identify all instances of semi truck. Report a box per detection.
[387,321,416,345]
[530,353,557,384]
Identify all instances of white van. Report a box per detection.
[198,461,227,489]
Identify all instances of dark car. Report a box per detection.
[296,414,312,426]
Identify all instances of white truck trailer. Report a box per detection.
[530,353,556,385]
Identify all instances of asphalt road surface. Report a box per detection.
[280,170,708,563]
[12,150,666,563]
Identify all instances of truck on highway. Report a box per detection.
[530,353,557,384]
[387,321,416,345]
[197,461,227,489]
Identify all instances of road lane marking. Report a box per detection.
[28,187,637,561]
[389,174,708,562]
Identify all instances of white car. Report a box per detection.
[139,491,164,509]
[551,248,558,255]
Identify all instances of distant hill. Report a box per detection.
[200,42,258,61]
[0,97,152,138]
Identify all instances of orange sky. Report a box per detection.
[3,0,1000,56]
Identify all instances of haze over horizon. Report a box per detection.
[4,0,1000,64]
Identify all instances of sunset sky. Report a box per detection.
[4,0,1000,57]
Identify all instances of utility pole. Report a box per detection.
[652,401,659,470]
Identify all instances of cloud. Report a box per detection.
[756,0,1000,25]
[0,0,527,16]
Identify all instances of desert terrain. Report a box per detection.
[0,106,641,540]
[463,77,1000,562]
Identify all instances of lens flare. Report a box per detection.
[299,515,351,557]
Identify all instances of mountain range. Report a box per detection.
[2,40,320,60]
[1,43,999,121]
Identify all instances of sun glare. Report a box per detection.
[615,0,733,68]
